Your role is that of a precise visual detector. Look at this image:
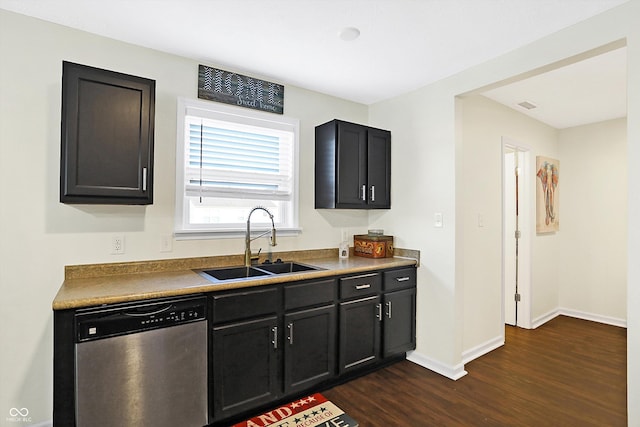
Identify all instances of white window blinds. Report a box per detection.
[184,113,294,201]
[175,99,299,236]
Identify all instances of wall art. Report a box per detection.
[536,156,560,233]
[198,65,284,114]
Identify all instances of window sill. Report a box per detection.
[174,227,302,240]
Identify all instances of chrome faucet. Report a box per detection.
[245,207,277,266]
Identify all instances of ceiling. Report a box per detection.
[0,0,628,128]
[483,46,627,129]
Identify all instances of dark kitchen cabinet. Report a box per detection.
[210,286,280,421]
[60,61,155,204]
[383,288,416,356]
[339,295,382,374]
[211,316,279,421]
[283,304,336,394]
[315,119,391,209]
[382,267,417,357]
[338,272,383,374]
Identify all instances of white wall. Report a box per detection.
[458,95,559,352]
[370,1,639,423]
[0,10,369,425]
[558,119,627,323]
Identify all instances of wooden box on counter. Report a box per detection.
[354,234,394,258]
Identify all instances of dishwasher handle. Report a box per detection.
[123,304,173,317]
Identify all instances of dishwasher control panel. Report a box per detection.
[75,295,207,342]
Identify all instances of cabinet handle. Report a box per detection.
[355,284,371,290]
[395,277,411,282]
[370,185,375,202]
[272,326,278,349]
[142,167,147,192]
[287,322,294,345]
[376,303,382,321]
[361,185,366,201]
[386,301,392,319]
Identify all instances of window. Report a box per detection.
[175,98,299,238]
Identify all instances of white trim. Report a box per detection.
[406,351,468,380]
[501,138,533,329]
[175,97,300,236]
[462,335,504,364]
[533,308,627,329]
[174,227,302,240]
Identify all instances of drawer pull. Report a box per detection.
[395,277,411,282]
[355,284,371,290]
[386,301,392,319]
[376,303,382,321]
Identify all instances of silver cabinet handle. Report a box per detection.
[272,326,278,349]
[395,277,411,282]
[142,167,147,191]
[376,303,382,321]
[370,185,375,202]
[386,301,392,319]
[361,185,366,201]
[355,284,371,290]
[287,322,294,345]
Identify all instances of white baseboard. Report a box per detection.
[461,335,504,364]
[532,308,627,329]
[406,350,468,380]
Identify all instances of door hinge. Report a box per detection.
[514,230,521,239]
[514,293,521,302]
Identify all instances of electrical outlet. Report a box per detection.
[111,235,125,255]
[160,235,173,252]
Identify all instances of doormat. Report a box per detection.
[232,393,359,427]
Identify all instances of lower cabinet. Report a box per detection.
[284,304,336,394]
[209,266,416,425]
[383,287,417,357]
[339,295,381,374]
[211,316,279,420]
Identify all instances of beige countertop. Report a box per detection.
[53,248,419,310]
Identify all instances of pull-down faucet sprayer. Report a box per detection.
[245,207,277,267]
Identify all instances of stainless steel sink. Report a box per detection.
[255,261,319,274]
[197,266,270,281]
[196,261,321,283]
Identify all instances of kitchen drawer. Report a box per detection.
[383,267,416,292]
[211,286,279,324]
[339,273,381,299]
[284,278,336,311]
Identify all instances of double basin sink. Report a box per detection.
[196,261,321,283]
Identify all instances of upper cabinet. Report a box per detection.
[60,61,155,205]
[315,119,390,209]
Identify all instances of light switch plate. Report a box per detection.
[434,212,443,228]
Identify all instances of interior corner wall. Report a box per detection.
[557,118,627,323]
[458,95,559,352]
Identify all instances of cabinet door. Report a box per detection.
[336,121,368,208]
[383,288,416,357]
[60,61,155,204]
[339,295,381,374]
[212,316,279,420]
[367,128,391,208]
[283,304,336,394]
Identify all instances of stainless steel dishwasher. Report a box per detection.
[74,295,208,427]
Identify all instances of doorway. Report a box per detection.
[502,139,531,328]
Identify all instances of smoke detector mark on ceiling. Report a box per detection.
[339,27,361,41]
[517,101,538,110]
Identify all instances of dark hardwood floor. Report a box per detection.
[323,316,627,426]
